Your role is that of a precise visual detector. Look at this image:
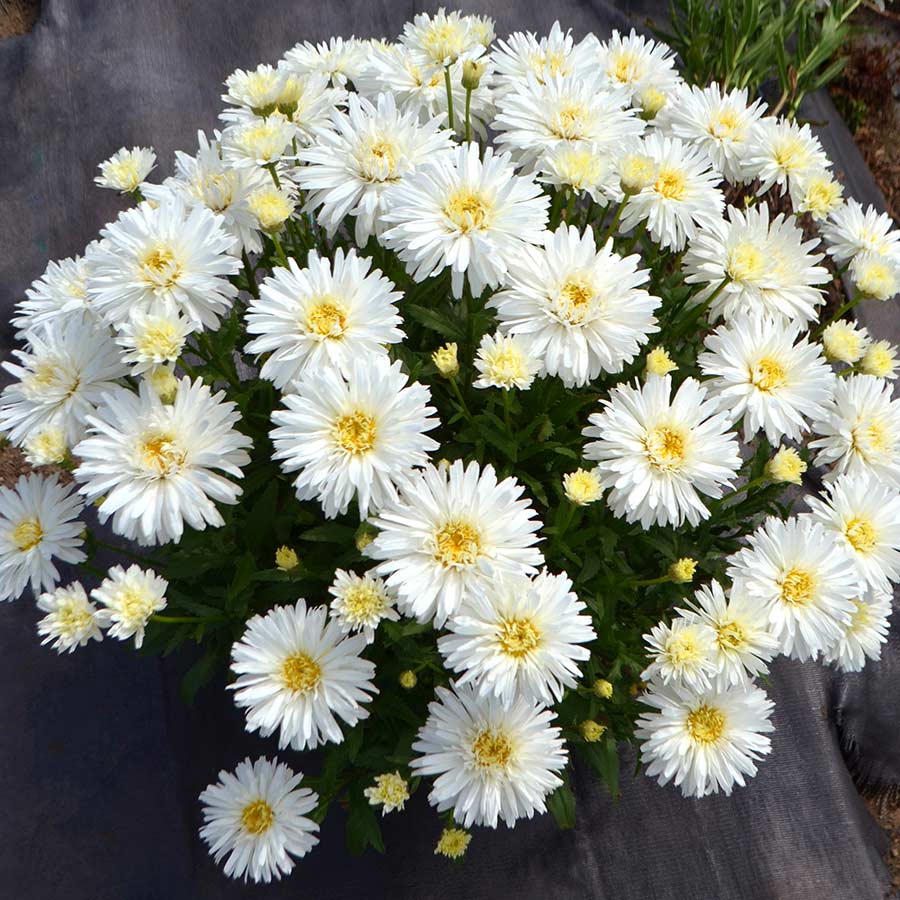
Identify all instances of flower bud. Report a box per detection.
[563,468,603,506]
[860,340,898,379]
[462,59,487,91]
[580,719,606,742]
[592,678,614,700]
[435,827,471,859]
[275,545,300,572]
[668,557,697,584]
[644,346,677,378]
[399,669,418,689]
[432,342,460,378]
[765,447,807,485]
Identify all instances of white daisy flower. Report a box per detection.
[281,35,367,88]
[142,132,270,256]
[676,580,779,688]
[636,682,774,798]
[0,474,85,602]
[537,142,619,206]
[793,168,844,221]
[410,682,567,828]
[822,319,870,364]
[244,248,404,389]
[820,198,900,265]
[220,113,296,169]
[86,196,240,330]
[270,355,438,519]
[399,8,484,75]
[489,225,661,387]
[490,21,599,90]
[698,311,835,443]
[220,64,309,118]
[492,71,643,169]
[22,424,69,467]
[682,203,830,325]
[12,253,94,334]
[655,83,766,183]
[742,117,831,199]
[230,599,377,751]
[861,340,899,380]
[582,375,741,528]
[381,141,549,298]
[199,757,319,884]
[595,29,681,108]
[36,581,104,653]
[91,564,168,648]
[74,378,252,546]
[850,250,900,302]
[115,307,193,375]
[297,92,455,246]
[472,332,541,391]
[328,568,400,644]
[364,771,410,815]
[619,133,724,251]
[0,317,127,446]
[822,585,892,673]
[438,569,596,704]
[727,516,860,660]
[95,146,156,193]
[809,374,900,488]
[805,473,900,592]
[642,617,719,693]
[365,460,544,627]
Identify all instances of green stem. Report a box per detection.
[629,574,670,588]
[151,614,230,625]
[265,162,282,189]
[621,219,647,255]
[501,389,512,430]
[464,87,472,143]
[448,375,473,422]
[553,503,577,550]
[813,293,864,340]
[601,197,628,244]
[271,232,289,268]
[93,538,165,569]
[242,249,259,298]
[80,561,108,579]
[444,66,455,133]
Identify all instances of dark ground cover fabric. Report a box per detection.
[0,2,898,898]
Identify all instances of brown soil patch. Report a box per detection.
[0,444,71,487]
[866,795,900,896]
[0,0,40,39]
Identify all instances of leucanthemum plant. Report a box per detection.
[3,9,899,882]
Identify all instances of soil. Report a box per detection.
[866,795,900,896]
[0,0,39,39]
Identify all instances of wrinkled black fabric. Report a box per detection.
[0,2,897,898]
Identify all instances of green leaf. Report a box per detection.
[403,303,464,342]
[346,788,385,855]
[546,780,577,830]
[180,648,222,705]
[582,737,620,799]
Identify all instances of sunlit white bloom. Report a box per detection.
[809,374,900,488]
[492,71,642,170]
[822,319,870,364]
[87,196,239,329]
[221,113,296,169]
[245,248,403,389]
[642,617,718,693]
[74,378,252,545]
[490,225,660,387]
[411,683,567,828]
[861,340,899,379]
[91,564,167,649]
[490,21,598,90]
[472,332,541,390]
[281,36,367,88]
[595,29,681,108]
[297,92,454,246]
[0,474,85,602]
[537,142,619,205]
[381,142,549,298]
[682,203,829,325]
[655,83,766,183]
[399,8,484,75]
[563,467,603,505]
[727,516,860,660]
[850,251,900,302]
[13,253,94,334]
[583,375,741,528]
[365,460,544,627]
[0,318,127,446]
[115,307,193,375]
[698,312,834,442]
[821,199,900,265]
[636,682,774,798]
[271,356,438,519]
[328,568,399,644]
[676,580,779,688]
[743,117,830,198]
[36,582,104,653]
[95,146,156,192]
[22,424,69,467]
[438,569,595,704]
[619,133,723,251]
[230,599,377,751]
[793,168,844,221]
[805,473,900,592]
[199,757,319,884]
[822,585,892,673]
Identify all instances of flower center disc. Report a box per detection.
[433,521,482,566]
[780,567,815,606]
[845,517,877,553]
[751,357,787,392]
[644,426,686,471]
[334,411,376,454]
[497,617,540,658]
[12,517,43,551]
[307,301,347,338]
[471,729,513,770]
[241,799,275,835]
[445,190,490,234]
[281,652,322,694]
[687,704,726,744]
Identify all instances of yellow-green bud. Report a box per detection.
[432,342,459,378]
[355,523,378,553]
[399,670,417,689]
[668,557,697,584]
[462,59,487,91]
[765,447,807,485]
[435,827,471,859]
[644,346,677,378]
[275,545,300,572]
[580,719,606,742]
[593,678,614,700]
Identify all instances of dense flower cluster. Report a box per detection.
[3,11,899,883]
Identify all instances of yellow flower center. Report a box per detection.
[343,583,387,621]
[666,631,703,666]
[116,586,157,625]
[750,357,787,392]
[12,517,43,551]
[140,432,185,476]
[716,620,746,651]
[471,729,513,769]
[57,601,94,636]
[445,190,491,233]
[359,138,398,182]
[644,426,687,471]
[610,48,641,84]
[654,167,687,201]
[306,300,347,338]
[334,411,377,454]
[709,109,740,138]
[281,652,322,694]
[551,103,588,140]
[433,520,482,567]
[727,241,766,282]
[851,420,890,459]
[845,517,877,554]
[139,245,182,289]
[780,567,815,606]
[241,799,275,836]
[496,617,541,658]
[687,704,726,744]
[192,171,237,211]
[555,276,595,323]
[773,135,809,173]
[848,598,873,634]
[137,321,184,361]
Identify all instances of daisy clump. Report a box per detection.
[3,11,899,883]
